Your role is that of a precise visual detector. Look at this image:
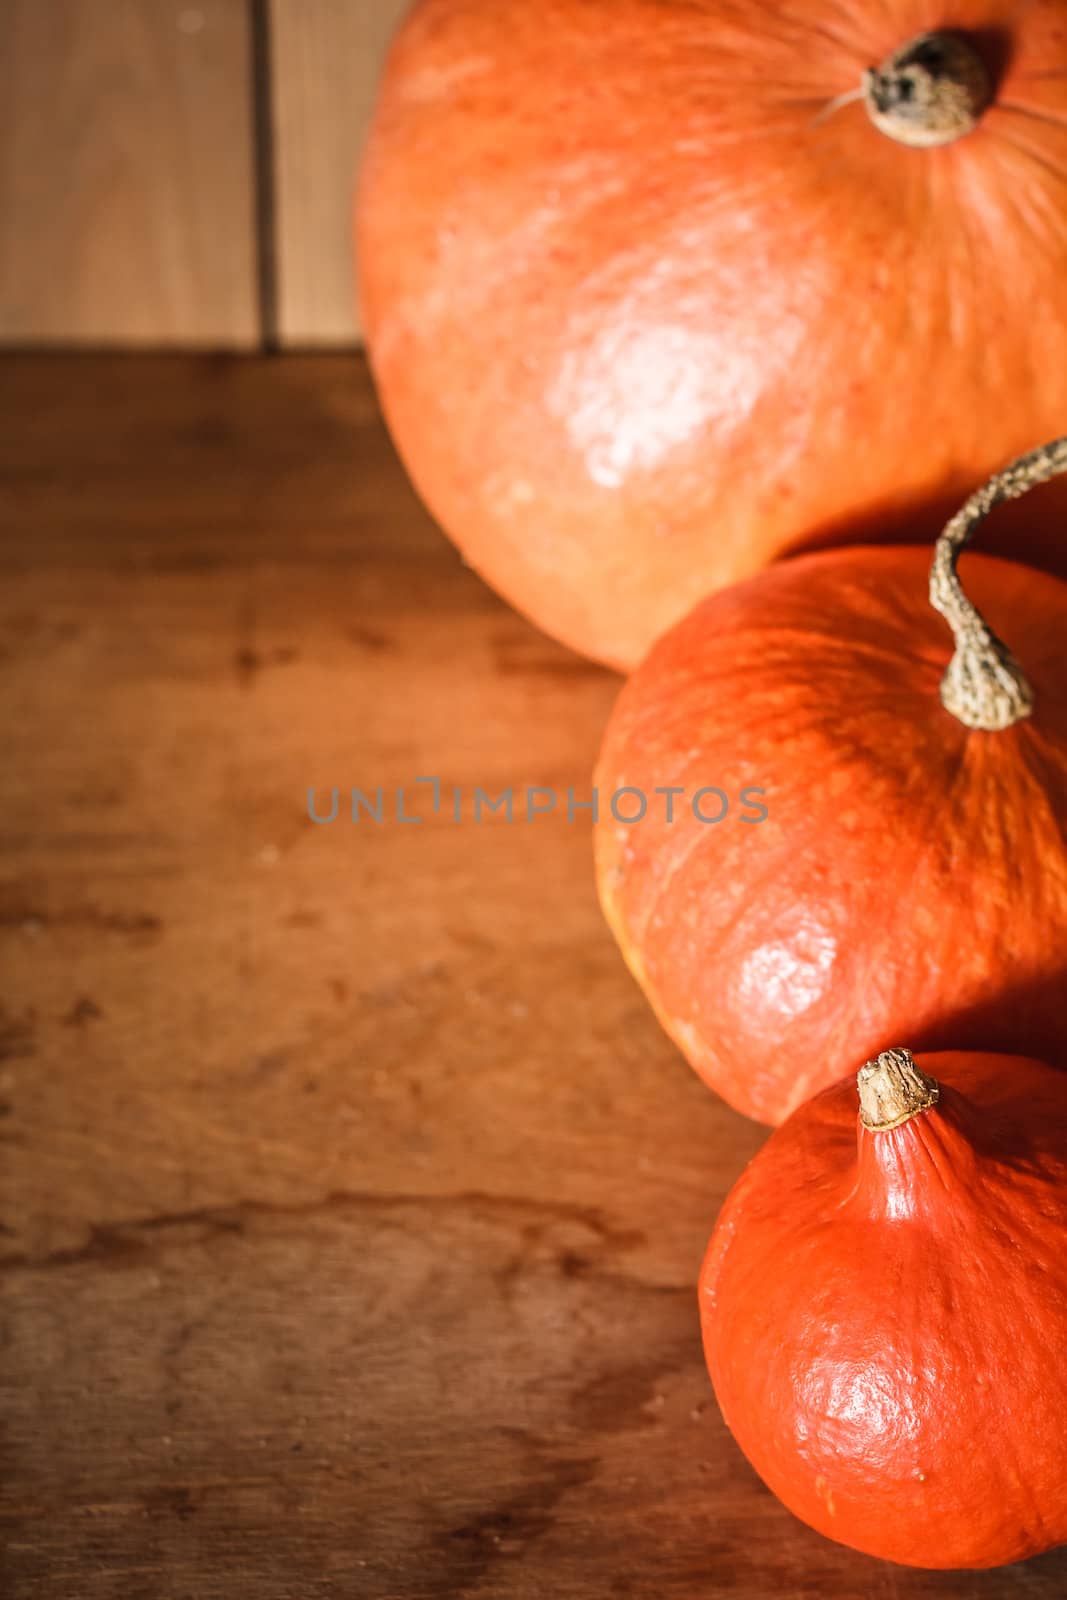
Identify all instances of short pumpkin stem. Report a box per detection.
[930,436,1067,731]
[863,32,992,148]
[858,1049,940,1131]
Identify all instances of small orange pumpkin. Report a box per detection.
[595,442,1067,1123]
[701,1046,1067,1569]
[359,2,1067,668]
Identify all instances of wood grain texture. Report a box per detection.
[0,1,258,347]
[3,353,1067,1597]
[270,0,409,345]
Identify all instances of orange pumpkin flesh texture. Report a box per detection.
[594,544,1067,1125]
[358,0,1067,670]
[701,1048,1067,1569]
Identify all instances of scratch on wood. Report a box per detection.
[62,996,103,1027]
[430,1446,599,1595]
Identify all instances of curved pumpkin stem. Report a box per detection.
[930,436,1067,731]
[863,33,991,148]
[858,1049,940,1132]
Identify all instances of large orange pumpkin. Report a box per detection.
[594,443,1067,1124]
[701,1047,1067,1569]
[358,1,1067,669]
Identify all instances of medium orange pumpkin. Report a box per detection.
[358,1,1067,669]
[594,442,1067,1124]
[701,1046,1067,1569]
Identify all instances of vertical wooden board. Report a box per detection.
[0,0,258,347]
[270,0,410,345]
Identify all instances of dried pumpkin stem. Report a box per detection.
[930,436,1067,730]
[863,32,992,148]
[858,1049,940,1132]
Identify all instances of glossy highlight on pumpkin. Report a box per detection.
[594,543,1067,1124]
[359,0,1067,668]
[701,1048,1067,1569]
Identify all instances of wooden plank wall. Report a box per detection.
[271,0,409,345]
[0,0,409,348]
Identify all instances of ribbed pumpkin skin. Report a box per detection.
[701,1050,1067,1568]
[358,0,1067,669]
[594,545,1067,1124]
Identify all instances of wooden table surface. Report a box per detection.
[2,354,1064,1599]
